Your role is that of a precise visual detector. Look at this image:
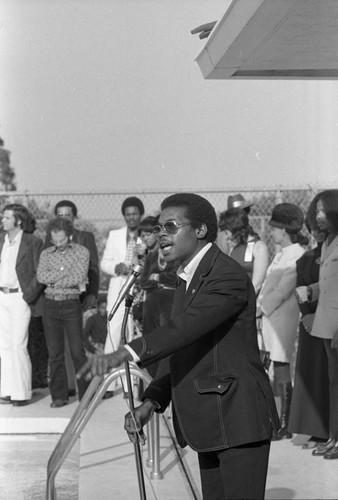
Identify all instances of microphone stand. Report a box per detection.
[120,293,147,500]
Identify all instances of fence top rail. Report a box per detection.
[0,184,330,197]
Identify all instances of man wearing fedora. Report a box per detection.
[218,194,258,254]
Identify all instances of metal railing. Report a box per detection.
[46,364,161,500]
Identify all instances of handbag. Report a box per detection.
[257,317,271,373]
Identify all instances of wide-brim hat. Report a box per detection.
[269,203,304,233]
[227,193,254,210]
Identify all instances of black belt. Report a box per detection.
[0,287,20,294]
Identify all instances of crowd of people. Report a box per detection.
[0,189,338,498]
[217,191,338,461]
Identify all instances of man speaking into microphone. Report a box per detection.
[78,193,279,500]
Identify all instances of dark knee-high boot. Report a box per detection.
[273,382,292,440]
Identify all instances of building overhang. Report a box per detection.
[195,0,338,80]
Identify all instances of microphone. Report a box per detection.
[108,263,143,321]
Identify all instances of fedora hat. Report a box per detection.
[227,193,253,210]
[269,203,304,233]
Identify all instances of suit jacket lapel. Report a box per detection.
[183,244,221,311]
[72,228,80,244]
[321,235,338,262]
[16,233,28,266]
[0,234,5,256]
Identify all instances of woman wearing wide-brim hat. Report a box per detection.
[257,203,309,440]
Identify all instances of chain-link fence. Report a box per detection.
[0,185,332,289]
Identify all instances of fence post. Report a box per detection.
[275,189,283,204]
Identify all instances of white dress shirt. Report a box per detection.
[0,230,23,288]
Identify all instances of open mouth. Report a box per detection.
[160,242,173,254]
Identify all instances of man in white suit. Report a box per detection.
[101,196,144,396]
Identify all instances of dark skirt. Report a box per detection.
[288,324,330,439]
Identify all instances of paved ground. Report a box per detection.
[1,386,338,499]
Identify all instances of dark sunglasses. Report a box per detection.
[152,221,191,235]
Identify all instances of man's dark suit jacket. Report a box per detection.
[0,232,45,317]
[45,227,99,298]
[129,244,279,452]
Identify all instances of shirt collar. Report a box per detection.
[127,230,138,241]
[5,229,23,246]
[50,241,74,253]
[177,242,212,288]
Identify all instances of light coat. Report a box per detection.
[258,243,305,362]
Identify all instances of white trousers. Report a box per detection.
[0,291,32,400]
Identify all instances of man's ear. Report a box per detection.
[196,223,208,239]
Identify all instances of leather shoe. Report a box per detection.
[0,396,12,404]
[11,400,29,407]
[324,442,338,460]
[312,438,336,456]
[272,427,292,441]
[50,400,68,408]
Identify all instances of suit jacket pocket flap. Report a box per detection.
[194,375,237,394]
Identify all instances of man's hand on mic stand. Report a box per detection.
[124,400,158,446]
[115,262,130,276]
[76,347,133,381]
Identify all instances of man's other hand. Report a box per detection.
[76,348,132,381]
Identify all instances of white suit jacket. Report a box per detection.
[101,226,141,308]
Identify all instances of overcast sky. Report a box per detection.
[1,0,338,193]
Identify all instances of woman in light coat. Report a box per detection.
[258,203,308,439]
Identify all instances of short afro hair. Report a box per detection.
[161,193,218,243]
[121,196,144,216]
[54,200,78,217]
